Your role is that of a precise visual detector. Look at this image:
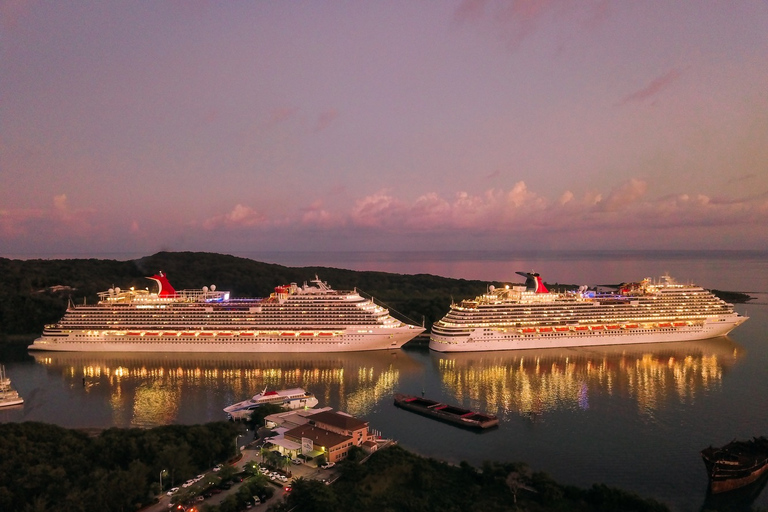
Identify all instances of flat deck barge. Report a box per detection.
[393,393,498,430]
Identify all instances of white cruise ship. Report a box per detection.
[224,387,318,420]
[429,271,748,353]
[28,272,424,353]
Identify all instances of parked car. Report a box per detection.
[213,464,223,472]
[194,495,204,502]
[291,459,302,465]
[166,487,180,496]
[320,462,335,469]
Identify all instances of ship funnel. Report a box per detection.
[147,272,177,298]
[515,271,549,294]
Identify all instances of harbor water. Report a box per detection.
[1,250,767,511]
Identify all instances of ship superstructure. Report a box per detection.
[29,272,424,353]
[429,272,748,352]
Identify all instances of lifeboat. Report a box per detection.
[239,332,255,336]
[623,324,638,329]
[281,332,297,337]
[590,325,604,331]
[181,332,195,336]
[538,327,553,333]
[673,322,687,327]
[658,323,672,328]
[574,326,589,331]
[145,332,159,336]
[318,332,334,337]
[555,327,570,332]
[606,325,620,330]
[198,332,214,337]
[521,328,536,334]
[299,332,315,336]
[127,332,140,336]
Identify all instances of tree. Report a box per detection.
[218,463,237,483]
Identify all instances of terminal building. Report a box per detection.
[263,408,380,463]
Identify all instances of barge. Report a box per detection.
[393,393,498,430]
[701,437,768,493]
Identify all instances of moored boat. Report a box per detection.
[0,365,23,408]
[224,387,319,420]
[29,272,424,353]
[430,271,748,352]
[701,437,768,494]
[393,393,498,430]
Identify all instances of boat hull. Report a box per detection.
[393,393,499,430]
[702,437,768,494]
[0,396,24,408]
[430,316,745,353]
[29,328,424,353]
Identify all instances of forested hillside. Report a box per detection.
[0,252,497,338]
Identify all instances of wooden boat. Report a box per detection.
[393,393,499,430]
[701,437,768,493]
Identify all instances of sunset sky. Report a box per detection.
[2,1,768,256]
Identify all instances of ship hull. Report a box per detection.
[430,316,745,353]
[29,329,423,353]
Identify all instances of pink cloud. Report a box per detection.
[0,194,97,240]
[314,109,339,133]
[595,179,648,211]
[0,0,34,31]
[454,0,487,24]
[202,204,267,230]
[618,68,682,106]
[0,208,44,237]
[454,1,613,51]
[300,201,346,229]
[267,107,298,127]
[350,191,406,228]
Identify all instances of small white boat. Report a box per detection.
[224,387,318,420]
[0,365,23,408]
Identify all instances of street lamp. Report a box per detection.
[235,434,244,456]
[160,469,167,493]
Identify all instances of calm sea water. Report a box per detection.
[1,251,767,511]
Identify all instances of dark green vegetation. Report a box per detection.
[0,421,671,512]
[273,444,670,512]
[0,251,492,339]
[0,251,751,341]
[0,421,241,512]
[711,289,753,304]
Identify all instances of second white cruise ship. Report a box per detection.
[29,272,424,353]
[429,271,748,353]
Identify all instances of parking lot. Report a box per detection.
[144,444,337,512]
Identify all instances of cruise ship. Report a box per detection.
[429,271,748,353]
[224,387,318,420]
[28,272,424,353]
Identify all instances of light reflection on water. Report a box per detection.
[27,351,415,428]
[431,337,741,422]
[23,337,741,428]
